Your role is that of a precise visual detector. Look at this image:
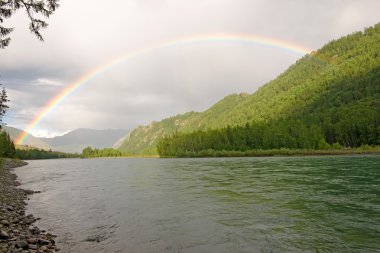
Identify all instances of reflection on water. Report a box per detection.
[15,156,380,253]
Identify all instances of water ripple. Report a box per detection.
[15,156,380,253]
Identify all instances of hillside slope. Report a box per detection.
[119,24,380,155]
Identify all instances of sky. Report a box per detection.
[1,0,379,138]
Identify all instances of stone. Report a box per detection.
[0,160,59,252]
[23,189,35,195]
[0,229,10,239]
[27,238,37,244]
[15,241,29,250]
[37,238,50,245]
[1,220,10,226]
[29,244,38,250]
[30,227,40,235]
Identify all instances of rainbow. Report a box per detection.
[15,33,313,145]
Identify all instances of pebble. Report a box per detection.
[1,219,10,226]
[29,244,38,250]
[15,240,28,249]
[30,226,40,235]
[0,229,10,239]
[37,238,50,245]
[27,238,37,244]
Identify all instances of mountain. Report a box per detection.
[119,23,380,155]
[39,128,128,153]
[112,134,130,149]
[3,126,52,150]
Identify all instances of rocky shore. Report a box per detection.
[0,159,59,253]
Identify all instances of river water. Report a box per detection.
[15,156,380,253]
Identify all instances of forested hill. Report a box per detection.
[119,94,248,154]
[119,23,380,155]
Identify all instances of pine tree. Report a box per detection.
[0,0,59,49]
[0,84,9,128]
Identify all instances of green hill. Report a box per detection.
[119,23,380,155]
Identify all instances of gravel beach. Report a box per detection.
[0,159,59,253]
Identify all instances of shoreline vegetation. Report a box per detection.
[9,145,380,160]
[0,158,59,253]
[158,146,380,158]
[79,145,380,158]
[15,147,80,160]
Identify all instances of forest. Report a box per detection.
[0,131,77,160]
[15,148,79,160]
[82,147,125,158]
[0,84,16,158]
[0,131,16,158]
[157,121,379,157]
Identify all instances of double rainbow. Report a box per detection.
[15,33,313,145]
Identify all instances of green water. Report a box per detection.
[198,156,380,252]
[16,155,380,252]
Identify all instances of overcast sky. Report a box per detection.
[1,0,379,137]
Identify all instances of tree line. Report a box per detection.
[157,118,379,157]
[82,147,125,158]
[0,84,16,158]
[16,148,79,160]
[0,131,16,158]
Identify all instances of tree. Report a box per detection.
[0,84,9,128]
[0,0,59,49]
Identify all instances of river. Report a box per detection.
[15,156,380,253]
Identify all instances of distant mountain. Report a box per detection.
[119,23,380,155]
[39,128,128,153]
[3,126,52,150]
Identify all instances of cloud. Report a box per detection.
[1,0,379,136]
[31,78,64,87]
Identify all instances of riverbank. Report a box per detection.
[160,147,380,158]
[0,159,59,253]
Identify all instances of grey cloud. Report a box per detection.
[0,0,379,136]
